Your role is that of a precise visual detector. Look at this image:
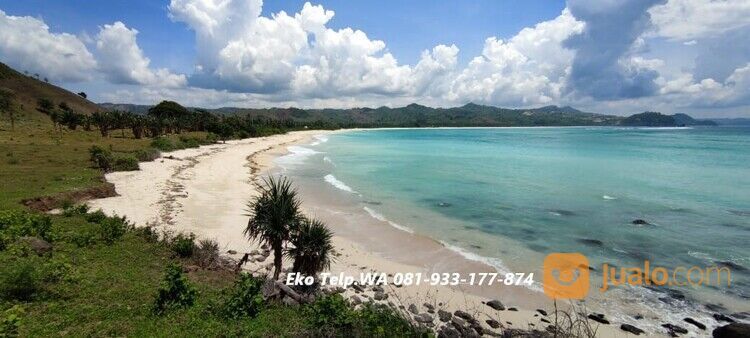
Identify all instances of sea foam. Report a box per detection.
[310,134,329,146]
[324,174,357,193]
[363,207,414,234]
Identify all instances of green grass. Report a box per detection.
[1,119,425,337]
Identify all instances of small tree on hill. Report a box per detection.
[37,98,54,114]
[77,92,87,99]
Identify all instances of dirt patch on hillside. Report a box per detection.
[22,183,118,211]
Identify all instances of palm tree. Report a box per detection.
[244,176,302,280]
[287,217,334,278]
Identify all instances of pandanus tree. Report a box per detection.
[245,176,302,280]
[287,217,334,278]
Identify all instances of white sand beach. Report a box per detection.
[88,130,644,337]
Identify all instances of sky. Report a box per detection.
[0,0,749,117]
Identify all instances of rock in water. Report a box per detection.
[684,317,706,330]
[486,299,505,311]
[713,323,750,338]
[714,313,735,323]
[632,219,650,225]
[621,324,645,335]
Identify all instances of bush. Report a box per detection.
[195,239,219,268]
[216,273,264,319]
[0,211,52,250]
[133,226,159,243]
[84,210,107,224]
[0,261,39,301]
[61,204,89,217]
[42,257,76,283]
[135,148,161,162]
[0,305,24,337]
[153,263,197,315]
[170,233,196,258]
[178,136,201,148]
[150,137,175,151]
[98,215,131,244]
[112,155,139,171]
[89,145,114,172]
[71,231,96,248]
[303,294,356,331]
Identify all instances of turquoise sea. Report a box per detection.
[279,126,750,322]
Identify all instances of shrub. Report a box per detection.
[150,137,175,151]
[61,204,89,217]
[98,215,131,244]
[216,273,264,319]
[71,231,97,248]
[153,263,197,315]
[0,211,52,250]
[112,155,139,171]
[133,226,159,243]
[195,239,219,268]
[0,305,24,337]
[135,148,161,162]
[178,136,201,148]
[303,294,356,332]
[89,145,114,172]
[0,261,39,301]
[354,303,427,337]
[42,257,76,283]
[205,133,219,144]
[170,233,196,258]
[84,210,107,224]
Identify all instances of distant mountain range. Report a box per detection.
[99,102,721,128]
[0,62,736,129]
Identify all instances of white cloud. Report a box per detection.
[96,22,187,87]
[446,9,584,106]
[650,0,750,40]
[0,9,96,82]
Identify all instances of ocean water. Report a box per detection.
[278,127,750,323]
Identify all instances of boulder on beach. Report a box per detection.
[620,324,645,335]
[662,323,688,335]
[713,323,750,338]
[408,304,419,314]
[438,309,452,322]
[713,313,735,323]
[486,299,505,311]
[588,313,610,324]
[486,319,501,329]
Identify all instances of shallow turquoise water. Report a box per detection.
[289,127,750,312]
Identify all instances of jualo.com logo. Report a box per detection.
[542,252,732,299]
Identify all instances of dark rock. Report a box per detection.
[373,291,387,301]
[372,285,384,292]
[350,295,362,305]
[19,236,52,256]
[662,324,688,334]
[684,317,706,330]
[486,319,501,329]
[588,313,610,324]
[508,307,518,311]
[423,302,435,311]
[715,261,747,271]
[438,309,452,322]
[408,304,419,314]
[451,316,466,327]
[621,324,644,335]
[634,314,644,320]
[577,238,604,246]
[226,249,237,254]
[438,326,461,338]
[454,310,475,322]
[632,219,650,225]
[486,299,505,311]
[536,309,548,316]
[541,318,550,323]
[731,312,750,320]
[714,313,735,323]
[713,323,750,338]
[414,313,433,323]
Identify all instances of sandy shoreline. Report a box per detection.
[88,130,643,337]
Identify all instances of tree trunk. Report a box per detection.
[273,242,283,280]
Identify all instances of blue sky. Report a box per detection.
[0,0,749,117]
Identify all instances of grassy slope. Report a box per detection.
[0,68,315,335]
[0,62,101,118]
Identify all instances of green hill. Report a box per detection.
[0,62,101,122]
